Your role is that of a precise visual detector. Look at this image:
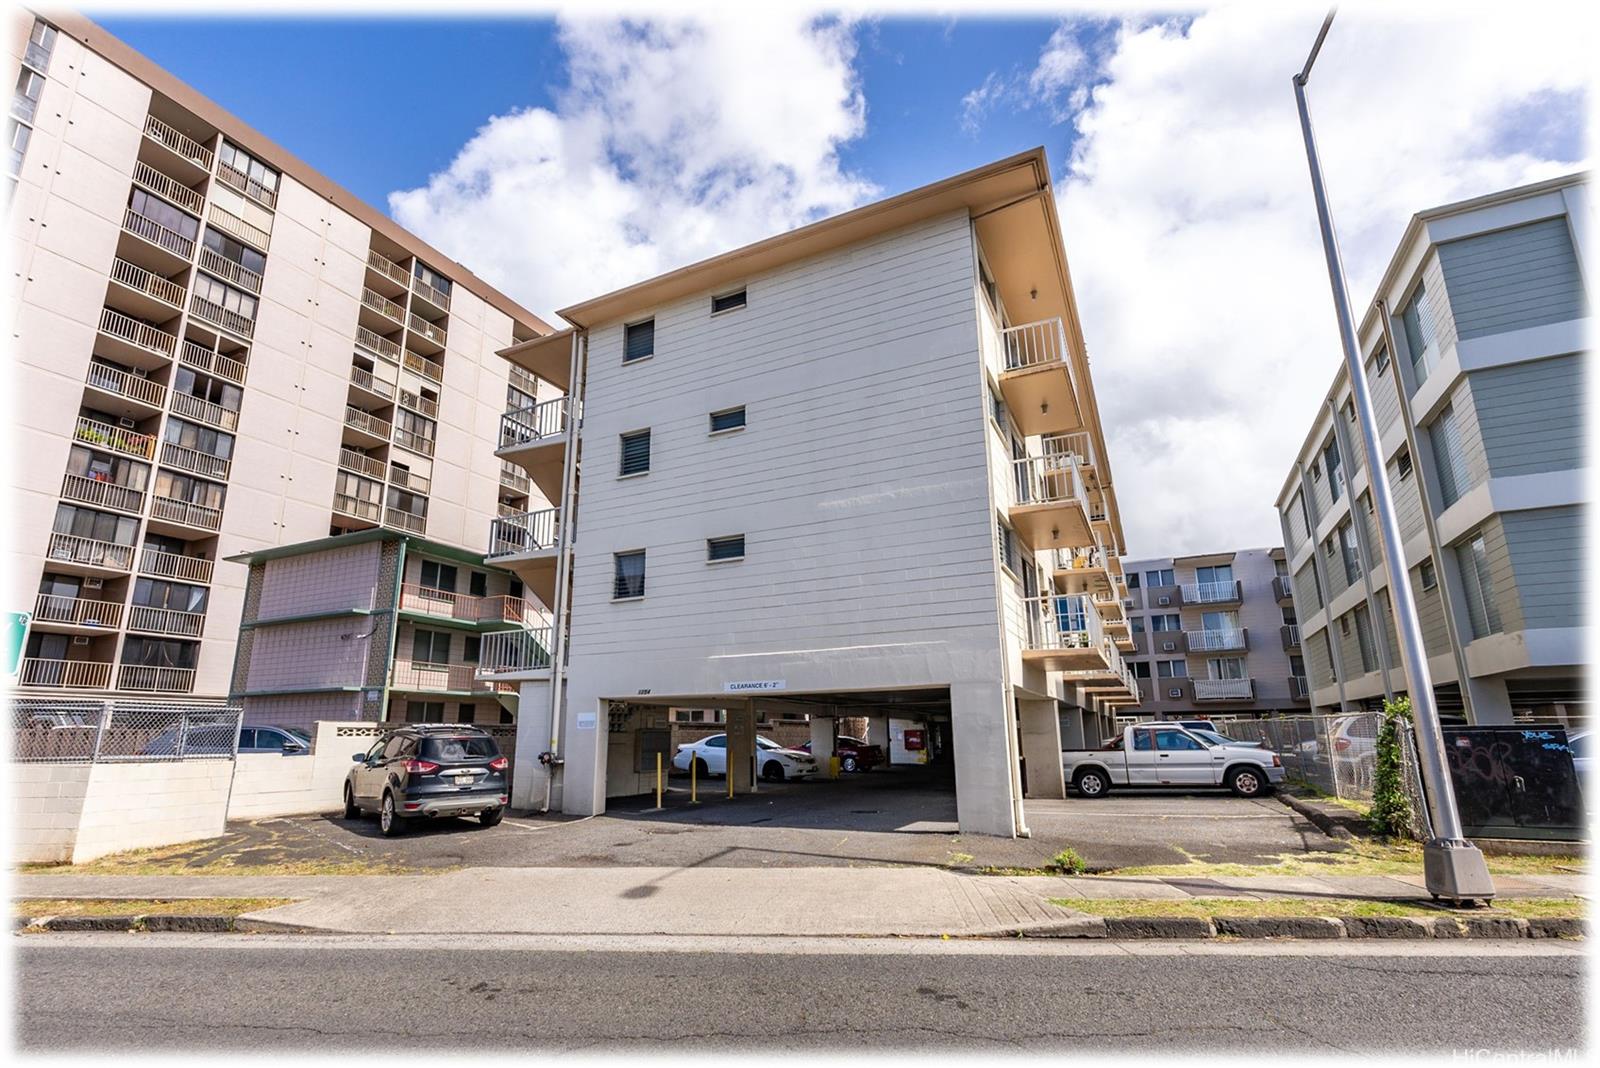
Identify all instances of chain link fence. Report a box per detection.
[1220,713,1383,802]
[9,698,243,762]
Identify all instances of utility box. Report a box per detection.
[636,728,672,773]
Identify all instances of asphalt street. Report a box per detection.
[14,935,1585,1053]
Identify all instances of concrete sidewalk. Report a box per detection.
[13,868,1587,938]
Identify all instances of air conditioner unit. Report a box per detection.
[1168,688,1183,699]
[131,367,149,378]
[1161,641,1176,652]
[82,577,104,589]
[118,416,137,428]
[1158,595,1171,606]
[72,636,91,646]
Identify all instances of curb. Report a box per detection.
[1276,791,1357,841]
[1214,916,1346,939]
[1104,916,1214,939]
[1022,914,1583,941]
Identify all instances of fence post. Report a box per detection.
[89,700,110,762]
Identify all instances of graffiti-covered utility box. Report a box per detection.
[1440,726,1585,841]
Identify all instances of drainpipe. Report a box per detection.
[542,331,585,812]
[379,537,407,722]
[1328,397,1395,702]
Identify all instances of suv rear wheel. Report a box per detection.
[379,791,408,837]
[479,807,505,828]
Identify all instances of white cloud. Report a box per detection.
[1028,24,1088,121]
[1053,7,1589,556]
[960,21,1102,134]
[389,14,874,321]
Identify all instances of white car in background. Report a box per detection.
[673,733,818,782]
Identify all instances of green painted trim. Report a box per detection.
[237,685,366,697]
[396,609,528,633]
[380,538,407,721]
[225,530,509,571]
[242,608,373,630]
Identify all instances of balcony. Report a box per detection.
[75,416,157,461]
[140,547,214,584]
[189,293,255,339]
[1273,575,1295,602]
[214,160,277,210]
[366,249,411,290]
[1281,624,1301,650]
[332,493,381,524]
[207,204,270,252]
[162,440,232,480]
[996,317,1083,437]
[388,465,431,495]
[402,349,444,384]
[1289,675,1312,701]
[127,604,206,638]
[45,533,135,575]
[1181,579,1242,606]
[398,583,542,628]
[118,664,197,693]
[390,659,495,695]
[383,507,427,535]
[180,340,247,386]
[476,627,554,677]
[408,313,447,351]
[32,594,124,632]
[412,275,451,314]
[197,246,264,294]
[99,307,178,365]
[130,159,205,215]
[398,388,438,419]
[1009,452,1090,547]
[1020,593,1116,673]
[392,426,436,458]
[1192,678,1255,702]
[61,473,144,514]
[170,391,240,433]
[355,325,402,364]
[361,287,407,328]
[18,658,113,690]
[149,494,223,533]
[486,508,560,604]
[350,364,395,403]
[338,447,387,480]
[343,405,393,446]
[107,257,186,318]
[1053,542,1111,596]
[121,206,194,266]
[1184,628,1247,653]
[497,396,576,502]
[143,114,213,176]
[85,363,166,416]
[499,461,530,495]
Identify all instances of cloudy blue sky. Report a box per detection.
[95,5,1589,556]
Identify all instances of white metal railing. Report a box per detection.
[344,406,392,439]
[500,462,530,493]
[180,340,247,384]
[61,473,144,514]
[477,628,554,675]
[85,362,166,408]
[1011,451,1085,510]
[389,465,431,495]
[392,427,435,457]
[1273,575,1295,601]
[214,160,277,209]
[207,204,270,251]
[362,287,407,324]
[75,416,157,460]
[338,448,386,479]
[109,256,185,307]
[100,306,178,357]
[402,349,444,383]
[366,249,410,287]
[1042,431,1095,468]
[390,659,490,694]
[398,388,438,418]
[162,440,232,480]
[144,114,213,170]
[131,160,204,214]
[350,365,395,399]
[170,391,240,432]
[412,276,451,311]
[189,293,255,338]
[18,658,113,689]
[118,664,197,693]
[998,316,1083,409]
[408,313,446,346]
[499,396,575,449]
[398,584,544,627]
[197,246,264,294]
[127,604,206,638]
[487,508,559,558]
[355,325,402,362]
[122,206,195,259]
[140,548,214,584]
[150,495,222,532]
[384,507,427,534]
[33,594,123,629]
[333,493,381,521]
[1185,628,1247,652]
[1283,624,1301,648]
[1022,593,1104,653]
[46,533,134,572]
[1193,677,1254,701]
[1182,580,1241,604]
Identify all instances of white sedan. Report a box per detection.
[673,733,818,782]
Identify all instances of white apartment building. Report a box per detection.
[485,151,1139,837]
[1276,174,1589,724]
[5,12,548,702]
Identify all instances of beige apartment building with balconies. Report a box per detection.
[6,12,549,703]
[1119,547,1310,721]
[482,150,1140,837]
[1276,174,1588,724]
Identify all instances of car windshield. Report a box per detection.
[420,736,498,761]
[1193,729,1240,746]
[279,726,312,744]
[757,737,781,750]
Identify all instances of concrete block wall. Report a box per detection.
[72,758,235,862]
[12,763,93,864]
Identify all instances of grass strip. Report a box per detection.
[15,897,294,919]
[1049,896,1586,920]
[1103,839,1583,878]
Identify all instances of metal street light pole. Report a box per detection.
[1291,8,1493,902]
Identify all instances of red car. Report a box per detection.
[799,735,884,773]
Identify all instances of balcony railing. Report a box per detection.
[499,462,530,494]
[389,465,431,495]
[1281,624,1301,649]
[509,364,538,395]
[1181,580,1242,605]
[1290,675,1311,700]
[118,664,197,693]
[1012,452,1086,510]
[18,658,113,690]
[344,406,393,439]
[355,325,402,363]
[170,391,240,432]
[1185,628,1247,652]
[366,249,410,287]
[128,604,206,638]
[499,396,575,449]
[392,427,435,457]
[122,206,195,260]
[1272,575,1295,602]
[189,294,255,338]
[333,493,381,521]
[150,495,223,532]
[402,349,444,383]
[487,508,559,559]
[140,548,214,584]
[144,114,213,170]
[412,276,451,311]
[214,160,277,210]
[130,160,204,215]
[398,583,543,626]
[197,246,264,294]
[384,507,427,535]
[180,340,247,385]
[477,628,553,675]
[390,659,492,694]
[1193,678,1254,701]
[207,204,270,251]
[109,256,186,308]
[1042,430,1095,468]
[61,473,144,514]
[362,287,407,325]
[1022,593,1104,653]
[100,307,178,358]
[33,594,123,629]
[162,440,231,480]
[75,416,157,460]
[85,362,166,409]
[350,365,395,399]
[1000,317,1071,372]
[408,313,446,346]
[46,533,135,573]
[338,448,387,480]
[1052,543,1105,575]
[398,388,438,419]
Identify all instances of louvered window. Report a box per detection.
[613,550,646,599]
[1457,532,1502,638]
[707,535,745,562]
[711,289,747,315]
[624,319,655,363]
[620,429,651,476]
[1429,404,1468,507]
[709,406,746,433]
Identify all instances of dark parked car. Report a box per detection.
[241,725,311,754]
[344,724,509,836]
[140,721,239,756]
[798,735,885,773]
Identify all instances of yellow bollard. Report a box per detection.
[829,755,841,781]
[654,752,663,810]
[690,756,700,804]
[727,760,735,799]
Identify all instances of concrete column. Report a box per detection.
[510,679,554,811]
[950,679,1019,837]
[865,714,890,755]
[559,694,608,816]
[727,701,756,793]
[809,716,835,763]
[1057,705,1085,750]
[1464,676,1514,725]
[1017,698,1065,799]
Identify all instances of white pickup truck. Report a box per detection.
[1063,723,1285,798]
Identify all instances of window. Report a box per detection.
[1373,345,1390,375]
[709,406,746,434]
[1126,572,1140,590]
[988,385,1007,430]
[394,408,436,454]
[8,120,32,178]
[707,535,745,563]
[1150,614,1181,632]
[25,20,58,73]
[1132,729,1155,751]
[1196,564,1233,587]
[1206,657,1244,680]
[1130,617,1145,634]
[1338,521,1362,583]
[165,417,235,462]
[1401,283,1436,384]
[623,319,655,363]
[153,470,224,510]
[405,701,445,723]
[192,272,258,321]
[619,429,651,476]
[201,228,266,276]
[1339,615,1351,637]
[1419,559,1438,591]
[129,188,199,240]
[1282,606,1298,625]
[132,578,207,613]
[1323,436,1343,501]
[1354,604,1378,672]
[1429,404,1469,508]
[1131,661,1152,679]
[456,703,476,724]
[613,550,646,599]
[1157,660,1188,679]
[173,366,242,413]
[419,561,457,593]
[1457,531,1503,638]
[66,445,149,491]
[121,636,196,670]
[469,572,487,598]
[411,629,450,664]
[1396,447,1413,480]
[217,140,280,194]
[13,67,43,123]
[1156,729,1204,751]
[462,635,481,663]
[412,260,451,297]
[711,289,747,315]
[996,520,1019,575]
[1144,568,1174,588]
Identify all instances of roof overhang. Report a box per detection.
[498,328,576,392]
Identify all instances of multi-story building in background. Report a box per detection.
[485,150,1140,837]
[1276,174,1588,725]
[1120,547,1308,720]
[6,11,549,703]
